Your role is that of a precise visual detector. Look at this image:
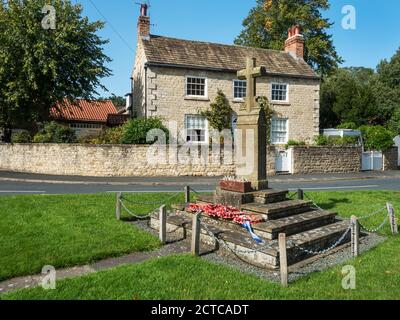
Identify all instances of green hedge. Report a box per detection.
[121,118,169,145]
[33,122,77,143]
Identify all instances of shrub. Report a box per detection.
[285,140,306,149]
[121,118,169,145]
[33,122,77,143]
[314,135,328,146]
[11,131,32,143]
[336,122,358,130]
[361,125,395,151]
[91,126,124,144]
[327,136,345,146]
[201,89,232,131]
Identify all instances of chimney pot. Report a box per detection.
[140,4,148,17]
[284,25,304,60]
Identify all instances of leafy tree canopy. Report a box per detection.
[235,0,343,75]
[0,0,111,142]
[99,95,126,108]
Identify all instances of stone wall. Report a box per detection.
[0,143,235,177]
[1,144,396,178]
[383,147,399,171]
[291,146,362,174]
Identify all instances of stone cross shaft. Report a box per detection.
[237,57,266,113]
[235,57,268,191]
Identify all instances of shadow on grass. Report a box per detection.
[315,198,351,210]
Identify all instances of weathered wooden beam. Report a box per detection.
[115,192,122,220]
[351,216,360,257]
[387,203,398,235]
[279,233,288,287]
[185,186,191,206]
[159,205,167,244]
[191,212,201,256]
[297,189,304,200]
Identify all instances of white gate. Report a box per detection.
[362,151,383,171]
[275,149,293,173]
[395,136,400,166]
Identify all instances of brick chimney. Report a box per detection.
[137,4,150,40]
[284,26,304,60]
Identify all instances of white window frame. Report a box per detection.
[232,79,247,101]
[271,83,289,103]
[184,114,209,145]
[185,76,208,98]
[271,118,289,145]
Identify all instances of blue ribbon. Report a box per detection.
[242,221,263,244]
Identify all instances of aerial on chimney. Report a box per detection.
[284,25,304,60]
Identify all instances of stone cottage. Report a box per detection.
[131,5,320,147]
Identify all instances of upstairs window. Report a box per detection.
[271,118,288,144]
[233,80,247,100]
[185,115,208,143]
[186,77,207,97]
[271,83,288,102]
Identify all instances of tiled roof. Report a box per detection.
[51,100,118,123]
[142,35,319,79]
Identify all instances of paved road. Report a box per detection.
[0,171,399,195]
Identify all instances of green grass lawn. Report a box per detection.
[0,192,185,281]
[1,191,399,300]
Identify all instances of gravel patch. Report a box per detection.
[201,233,386,283]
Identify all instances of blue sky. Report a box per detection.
[77,0,400,97]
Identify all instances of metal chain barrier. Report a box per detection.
[121,192,181,206]
[357,206,387,221]
[287,192,297,200]
[189,187,206,196]
[303,193,325,211]
[290,223,352,256]
[304,191,390,235]
[359,215,389,233]
[119,199,160,220]
[118,192,182,219]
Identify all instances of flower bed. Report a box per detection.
[187,203,262,225]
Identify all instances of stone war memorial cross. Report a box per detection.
[236,57,268,191]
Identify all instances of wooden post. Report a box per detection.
[185,186,191,206]
[191,212,201,256]
[297,189,304,200]
[387,203,398,235]
[115,192,122,220]
[351,216,360,257]
[159,205,167,244]
[279,233,288,287]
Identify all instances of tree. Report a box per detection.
[99,95,126,108]
[375,48,400,128]
[0,0,111,142]
[320,68,383,128]
[235,0,343,75]
[201,90,233,132]
[388,107,400,136]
